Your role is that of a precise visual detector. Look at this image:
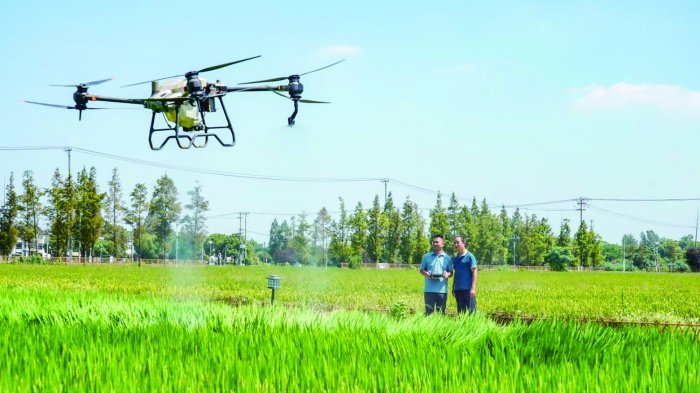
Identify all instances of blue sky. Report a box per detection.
[1,1,698,244]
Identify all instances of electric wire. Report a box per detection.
[588,205,695,229]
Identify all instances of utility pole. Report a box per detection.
[622,237,626,272]
[576,197,589,226]
[65,147,73,262]
[381,179,389,205]
[695,210,699,247]
[511,235,520,268]
[238,212,243,265]
[244,212,248,265]
[590,220,594,231]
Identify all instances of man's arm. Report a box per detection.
[419,255,431,277]
[470,268,477,297]
[443,255,452,278]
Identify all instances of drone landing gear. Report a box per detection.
[148,96,236,151]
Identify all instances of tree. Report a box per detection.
[0,173,19,256]
[268,219,284,261]
[678,234,695,251]
[573,221,590,267]
[45,169,70,257]
[447,193,461,241]
[271,220,294,264]
[180,182,209,260]
[125,183,149,264]
[328,198,351,265]
[477,199,501,264]
[366,195,384,262]
[545,246,574,271]
[685,247,700,272]
[510,208,524,265]
[496,205,512,264]
[290,213,311,264]
[588,229,604,267]
[557,219,572,248]
[18,170,43,254]
[348,202,367,261]
[102,168,127,257]
[313,207,332,266]
[398,197,419,264]
[147,174,181,258]
[429,193,449,251]
[382,193,401,263]
[75,167,104,257]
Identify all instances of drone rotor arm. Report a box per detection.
[226,85,285,93]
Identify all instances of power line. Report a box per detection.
[590,197,700,202]
[588,205,695,229]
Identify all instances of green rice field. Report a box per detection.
[0,264,698,392]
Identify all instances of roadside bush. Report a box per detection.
[545,247,574,271]
[348,255,363,269]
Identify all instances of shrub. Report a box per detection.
[685,248,700,272]
[545,247,574,271]
[348,255,363,269]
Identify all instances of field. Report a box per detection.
[0,264,698,392]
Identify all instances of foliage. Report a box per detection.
[147,174,181,258]
[365,195,384,262]
[102,168,126,257]
[686,247,700,272]
[348,255,362,269]
[0,287,697,392]
[76,167,105,257]
[124,183,149,263]
[328,198,351,265]
[349,202,368,261]
[180,182,209,260]
[545,246,574,271]
[17,170,43,253]
[0,173,19,256]
[428,193,449,245]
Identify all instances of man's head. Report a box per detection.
[431,234,445,253]
[454,235,467,254]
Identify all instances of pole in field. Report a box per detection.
[267,275,281,305]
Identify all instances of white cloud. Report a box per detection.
[320,44,361,57]
[572,83,700,113]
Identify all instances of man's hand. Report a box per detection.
[470,288,476,297]
[422,270,432,278]
[442,271,451,279]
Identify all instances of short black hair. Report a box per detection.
[432,234,444,241]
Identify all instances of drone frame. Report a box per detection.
[147,94,236,151]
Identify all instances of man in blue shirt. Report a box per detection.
[420,234,452,315]
[452,235,478,314]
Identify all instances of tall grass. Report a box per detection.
[0,287,697,392]
[0,264,698,322]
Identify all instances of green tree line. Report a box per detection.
[0,169,223,262]
[267,192,699,271]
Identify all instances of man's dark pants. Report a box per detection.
[454,290,477,314]
[424,292,447,315]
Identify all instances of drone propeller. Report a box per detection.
[238,59,345,85]
[24,100,112,110]
[25,100,133,121]
[121,56,261,88]
[49,78,113,88]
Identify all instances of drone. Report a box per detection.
[26,56,343,150]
